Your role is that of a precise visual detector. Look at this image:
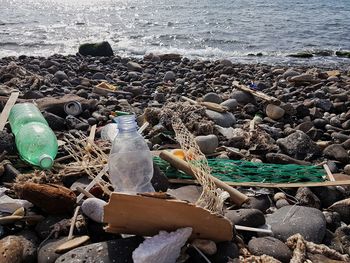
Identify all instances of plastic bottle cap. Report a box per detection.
[39,154,54,169]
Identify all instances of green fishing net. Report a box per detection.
[153,157,325,183]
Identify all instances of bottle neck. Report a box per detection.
[116,115,137,133]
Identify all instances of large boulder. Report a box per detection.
[78,41,114,57]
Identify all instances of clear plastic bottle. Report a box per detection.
[9,103,58,169]
[108,115,154,193]
[9,103,48,136]
[100,122,118,142]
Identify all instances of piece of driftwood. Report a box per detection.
[232,81,280,105]
[181,96,228,113]
[159,150,249,206]
[168,178,350,188]
[36,94,97,113]
[104,192,233,242]
[0,92,19,131]
[93,84,132,97]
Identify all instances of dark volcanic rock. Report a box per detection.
[225,209,265,227]
[277,130,320,159]
[55,237,144,263]
[210,241,239,263]
[323,144,349,163]
[79,41,114,57]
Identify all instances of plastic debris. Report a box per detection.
[0,187,32,213]
[132,227,192,263]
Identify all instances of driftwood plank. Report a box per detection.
[104,192,233,242]
[0,92,19,131]
[232,81,280,105]
[168,178,350,188]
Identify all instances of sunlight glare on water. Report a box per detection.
[0,0,349,65]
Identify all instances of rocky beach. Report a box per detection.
[0,46,350,263]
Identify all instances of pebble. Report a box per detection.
[126,61,143,72]
[15,183,76,214]
[225,209,266,227]
[248,237,293,263]
[205,110,236,127]
[43,112,66,131]
[0,236,24,263]
[295,187,321,209]
[163,71,176,82]
[275,199,290,209]
[54,71,68,82]
[277,130,320,159]
[242,195,271,213]
[194,134,219,154]
[191,239,217,255]
[230,90,255,105]
[203,92,223,104]
[282,69,300,79]
[209,241,239,263]
[16,230,39,263]
[323,144,349,163]
[38,237,72,263]
[266,205,326,243]
[55,237,144,263]
[220,99,238,111]
[312,187,344,208]
[289,73,314,82]
[265,104,285,120]
[344,164,350,175]
[81,198,107,223]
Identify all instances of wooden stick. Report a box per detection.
[168,178,350,188]
[0,92,19,131]
[88,124,97,145]
[68,206,80,240]
[232,81,280,105]
[181,96,228,113]
[235,225,273,234]
[159,150,249,206]
[323,164,335,181]
[76,165,108,203]
[76,186,95,199]
[138,121,149,135]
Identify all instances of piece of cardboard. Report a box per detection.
[104,192,233,242]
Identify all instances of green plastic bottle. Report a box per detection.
[9,103,58,169]
[9,103,48,136]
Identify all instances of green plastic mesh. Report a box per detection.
[153,157,325,183]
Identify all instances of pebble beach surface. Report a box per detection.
[0,51,350,262]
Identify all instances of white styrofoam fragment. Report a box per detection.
[132,227,192,263]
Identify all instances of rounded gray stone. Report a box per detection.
[55,237,144,263]
[163,71,176,82]
[81,198,107,223]
[194,134,219,154]
[248,237,292,263]
[54,71,68,82]
[205,110,236,128]
[203,93,222,104]
[230,90,256,105]
[220,99,238,111]
[323,144,349,163]
[266,205,326,243]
